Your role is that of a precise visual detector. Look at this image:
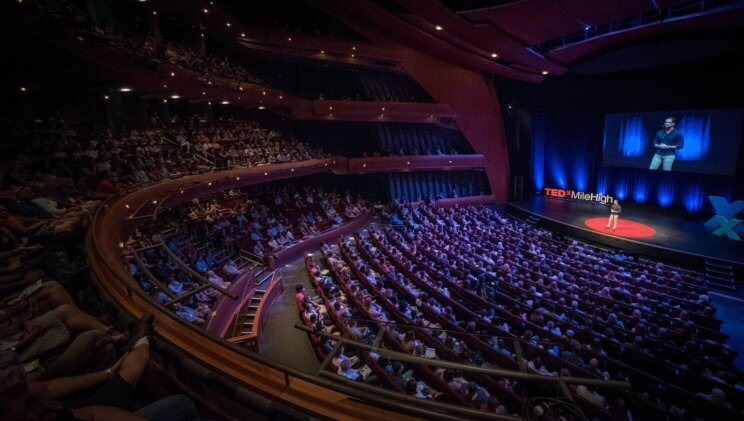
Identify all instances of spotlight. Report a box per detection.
[119,87,132,92]
[491,53,498,58]
[542,70,548,75]
[435,25,443,31]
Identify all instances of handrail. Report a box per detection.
[294,323,631,389]
[83,164,512,420]
[226,271,284,351]
[132,250,177,300]
[88,196,438,419]
[155,235,238,300]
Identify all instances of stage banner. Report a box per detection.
[704,196,744,241]
[543,187,614,205]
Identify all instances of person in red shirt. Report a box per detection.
[93,171,118,196]
[294,284,306,311]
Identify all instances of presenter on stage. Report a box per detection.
[606,200,621,231]
[649,117,684,171]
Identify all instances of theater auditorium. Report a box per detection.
[1,1,743,420]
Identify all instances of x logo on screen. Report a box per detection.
[705,196,744,241]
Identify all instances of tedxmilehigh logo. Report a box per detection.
[544,188,614,205]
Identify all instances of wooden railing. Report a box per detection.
[226,271,284,352]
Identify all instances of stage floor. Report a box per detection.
[507,195,744,267]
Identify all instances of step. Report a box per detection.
[705,260,734,270]
[705,267,733,277]
[706,272,734,282]
[706,280,736,291]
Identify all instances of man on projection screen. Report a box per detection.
[649,117,684,171]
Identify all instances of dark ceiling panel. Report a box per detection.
[462,0,584,45]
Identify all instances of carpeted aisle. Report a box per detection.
[259,257,321,374]
[584,217,656,238]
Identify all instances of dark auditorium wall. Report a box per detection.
[401,54,510,203]
[498,48,744,213]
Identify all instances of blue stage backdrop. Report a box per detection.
[532,113,740,213]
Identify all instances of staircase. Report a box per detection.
[239,288,266,335]
[525,215,540,226]
[704,260,736,291]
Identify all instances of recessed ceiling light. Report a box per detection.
[119,87,132,92]
[221,100,230,105]
[491,53,498,58]
[542,70,548,75]
[435,25,443,31]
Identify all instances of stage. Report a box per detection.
[506,195,744,273]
